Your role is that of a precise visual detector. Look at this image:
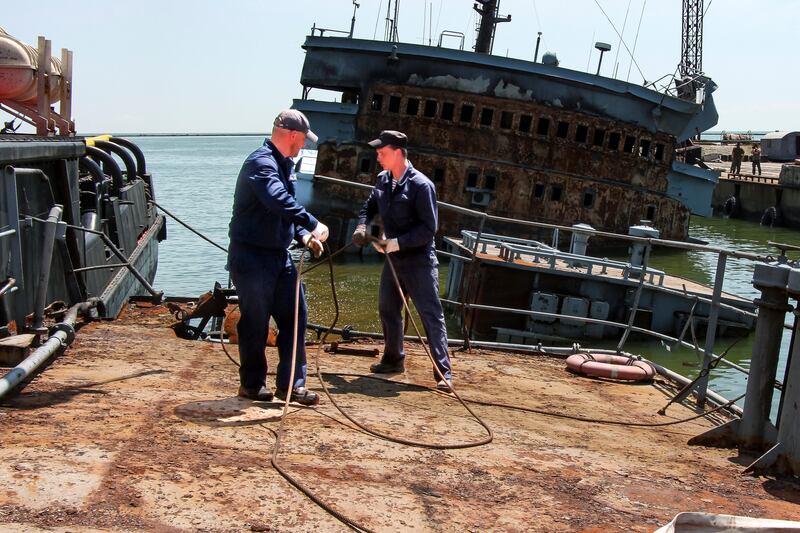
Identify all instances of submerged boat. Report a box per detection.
[0,30,164,374]
[292,0,720,245]
[443,227,757,343]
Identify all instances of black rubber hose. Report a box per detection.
[94,140,137,183]
[79,156,106,214]
[85,146,124,192]
[110,136,147,176]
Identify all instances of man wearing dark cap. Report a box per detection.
[352,130,453,390]
[227,109,328,405]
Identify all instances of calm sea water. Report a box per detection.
[133,134,800,408]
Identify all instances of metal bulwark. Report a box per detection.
[1,166,25,330]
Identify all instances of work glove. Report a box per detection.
[302,234,323,258]
[352,224,368,247]
[311,221,329,243]
[372,238,399,254]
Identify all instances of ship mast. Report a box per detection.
[473,0,511,54]
[680,0,703,77]
[384,0,400,42]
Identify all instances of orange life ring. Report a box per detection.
[565,353,656,382]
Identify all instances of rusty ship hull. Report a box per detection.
[292,33,719,245]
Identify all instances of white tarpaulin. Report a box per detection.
[655,512,800,533]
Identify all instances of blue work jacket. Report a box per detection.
[358,162,439,266]
[228,141,318,257]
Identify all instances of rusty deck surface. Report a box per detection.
[2,303,799,532]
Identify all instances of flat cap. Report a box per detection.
[368,130,408,149]
[273,109,318,143]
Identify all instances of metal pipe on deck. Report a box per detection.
[0,299,100,400]
[31,205,63,333]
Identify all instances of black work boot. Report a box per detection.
[274,386,320,406]
[370,360,405,374]
[238,385,274,402]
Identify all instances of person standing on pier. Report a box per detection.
[752,143,762,175]
[227,110,328,406]
[731,142,744,175]
[351,130,453,391]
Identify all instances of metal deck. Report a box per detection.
[1,303,798,531]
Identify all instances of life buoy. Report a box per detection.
[760,206,778,227]
[565,353,656,381]
[722,196,737,217]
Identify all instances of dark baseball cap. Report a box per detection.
[273,109,318,143]
[368,130,408,149]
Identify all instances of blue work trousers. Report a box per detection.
[228,245,307,391]
[379,260,452,381]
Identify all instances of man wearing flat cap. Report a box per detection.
[227,109,328,405]
[352,130,453,390]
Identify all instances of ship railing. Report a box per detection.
[313,174,773,261]
[1,167,25,327]
[644,67,708,103]
[460,229,667,285]
[724,173,780,185]
[309,24,352,38]
[437,31,466,50]
[452,231,762,325]
[314,173,792,408]
[495,242,667,287]
[436,298,765,394]
[461,230,555,253]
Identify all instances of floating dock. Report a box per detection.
[2,302,799,531]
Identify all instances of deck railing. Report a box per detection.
[314,173,799,409]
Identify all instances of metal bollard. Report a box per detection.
[689,262,792,451]
[745,267,800,475]
[739,263,792,450]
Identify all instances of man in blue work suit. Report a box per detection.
[352,130,453,391]
[228,110,328,405]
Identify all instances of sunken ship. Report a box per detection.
[292,0,719,244]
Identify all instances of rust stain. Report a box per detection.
[0,303,798,532]
[315,82,688,242]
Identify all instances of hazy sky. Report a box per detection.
[3,0,797,133]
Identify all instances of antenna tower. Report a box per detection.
[680,0,703,76]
